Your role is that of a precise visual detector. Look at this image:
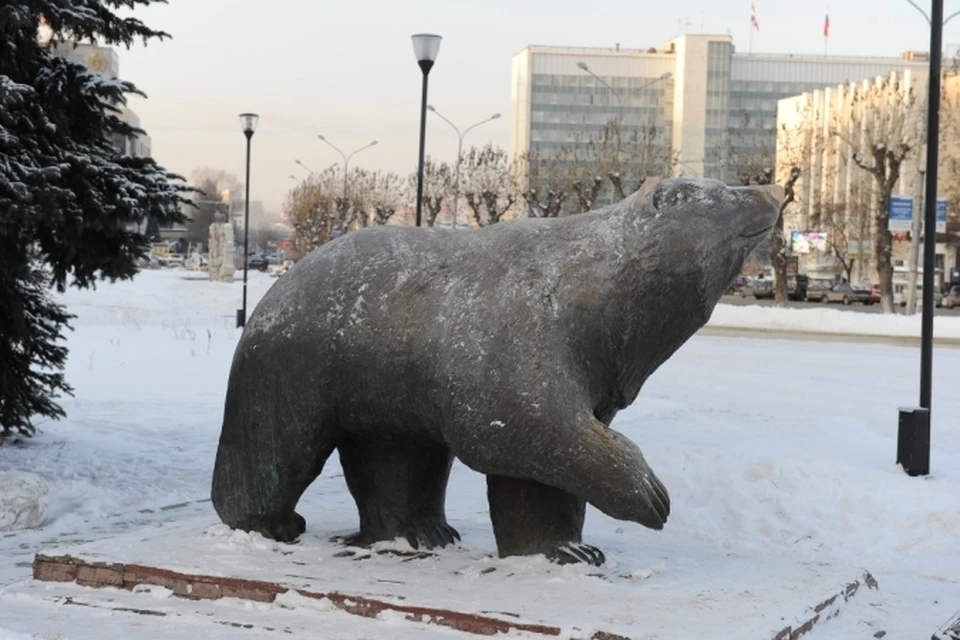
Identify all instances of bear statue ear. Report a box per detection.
[758,184,786,206]
[631,177,663,211]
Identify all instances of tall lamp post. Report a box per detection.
[426,106,500,229]
[316,136,378,201]
[237,112,258,329]
[896,0,956,477]
[412,33,442,227]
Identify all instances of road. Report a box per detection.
[720,294,960,317]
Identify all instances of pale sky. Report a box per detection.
[119,0,960,211]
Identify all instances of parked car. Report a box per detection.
[805,278,834,303]
[821,282,873,305]
[742,277,774,299]
[894,283,942,307]
[786,274,809,301]
[246,253,269,271]
[726,275,749,296]
[941,285,960,309]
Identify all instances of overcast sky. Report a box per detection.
[118,0,960,211]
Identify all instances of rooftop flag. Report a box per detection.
[751,3,760,31]
[824,10,830,37]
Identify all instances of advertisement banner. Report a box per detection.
[790,231,828,254]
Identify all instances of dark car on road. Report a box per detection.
[821,282,873,305]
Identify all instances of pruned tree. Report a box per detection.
[184,167,241,246]
[727,111,775,187]
[518,120,675,217]
[356,170,405,226]
[832,75,922,313]
[284,168,342,257]
[519,145,569,218]
[822,204,857,283]
[2,2,190,438]
[461,144,518,226]
[407,158,453,227]
[770,167,801,305]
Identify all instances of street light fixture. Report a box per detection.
[317,136,378,201]
[295,159,315,175]
[412,33,442,227]
[426,106,500,229]
[237,112,258,329]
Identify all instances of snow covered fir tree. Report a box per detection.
[0,1,189,437]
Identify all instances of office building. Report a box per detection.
[511,35,931,189]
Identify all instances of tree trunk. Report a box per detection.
[771,221,788,306]
[875,192,895,313]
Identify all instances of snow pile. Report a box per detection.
[709,302,960,339]
[0,472,49,532]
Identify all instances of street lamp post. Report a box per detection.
[896,0,954,477]
[412,33,442,227]
[237,112,259,329]
[316,136,378,201]
[426,106,500,229]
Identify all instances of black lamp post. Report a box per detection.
[411,33,442,227]
[237,112,258,329]
[897,0,952,477]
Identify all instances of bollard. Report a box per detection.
[897,407,930,477]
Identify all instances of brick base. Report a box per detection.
[33,554,628,639]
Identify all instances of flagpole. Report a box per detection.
[749,18,753,54]
[824,5,829,57]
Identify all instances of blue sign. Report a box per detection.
[888,196,947,233]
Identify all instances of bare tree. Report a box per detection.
[520,145,569,218]
[357,170,405,226]
[832,75,922,313]
[185,167,241,247]
[822,204,858,283]
[284,167,349,257]
[770,167,801,305]
[727,111,775,187]
[407,158,454,227]
[461,144,518,226]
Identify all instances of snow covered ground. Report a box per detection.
[1,269,959,639]
[709,300,960,340]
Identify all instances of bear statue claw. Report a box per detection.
[405,521,461,551]
[551,542,607,566]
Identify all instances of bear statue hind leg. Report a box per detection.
[486,475,605,567]
[338,437,459,551]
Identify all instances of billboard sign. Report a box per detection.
[790,231,828,254]
[889,196,947,233]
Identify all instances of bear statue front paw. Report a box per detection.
[405,521,461,551]
[240,512,306,543]
[549,541,606,566]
